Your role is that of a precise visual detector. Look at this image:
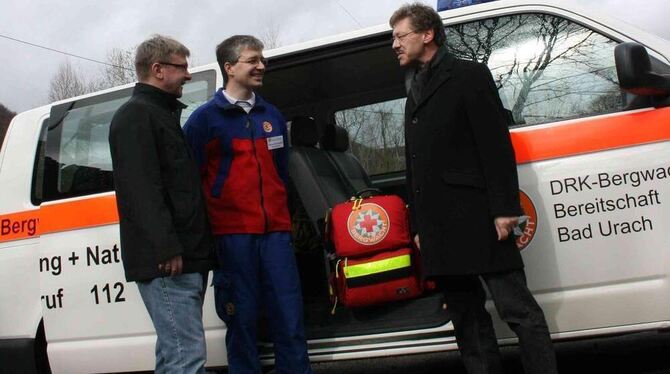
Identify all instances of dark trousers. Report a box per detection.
[213,232,312,374]
[435,268,557,374]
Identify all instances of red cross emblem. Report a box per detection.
[359,214,378,233]
[347,203,390,245]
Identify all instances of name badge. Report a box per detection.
[267,135,284,150]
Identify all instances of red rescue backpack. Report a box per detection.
[328,194,410,257]
[326,190,424,309]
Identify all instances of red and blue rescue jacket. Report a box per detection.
[183,90,291,235]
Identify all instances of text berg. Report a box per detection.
[598,167,669,189]
[0,217,38,237]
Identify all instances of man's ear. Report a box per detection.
[423,29,435,45]
[223,62,234,79]
[150,62,163,80]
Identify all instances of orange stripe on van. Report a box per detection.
[39,195,119,235]
[0,195,119,244]
[1,108,669,244]
[511,107,670,164]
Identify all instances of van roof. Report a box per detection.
[259,0,668,60]
[22,0,670,115]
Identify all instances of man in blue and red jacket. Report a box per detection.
[183,35,312,374]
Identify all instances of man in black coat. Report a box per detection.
[109,35,213,374]
[390,4,557,374]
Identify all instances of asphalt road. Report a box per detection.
[306,331,670,374]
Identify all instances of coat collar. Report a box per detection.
[133,83,187,111]
[410,46,456,114]
[213,87,268,113]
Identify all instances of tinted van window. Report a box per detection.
[334,98,406,175]
[37,70,215,202]
[447,13,623,126]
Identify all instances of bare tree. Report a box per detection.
[336,99,406,175]
[448,15,526,66]
[0,103,16,146]
[260,20,283,49]
[48,59,95,102]
[447,14,622,125]
[48,46,137,103]
[96,47,136,89]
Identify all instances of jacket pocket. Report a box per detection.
[212,270,235,324]
[442,171,485,189]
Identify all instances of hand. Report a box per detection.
[414,234,421,250]
[158,255,183,277]
[494,216,519,241]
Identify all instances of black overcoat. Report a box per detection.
[404,53,524,276]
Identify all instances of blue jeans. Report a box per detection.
[137,272,208,374]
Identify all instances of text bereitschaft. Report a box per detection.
[554,189,661,219]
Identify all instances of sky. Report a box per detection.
[1,0,669,113]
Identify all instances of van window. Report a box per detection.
[446,13,623,126]
[180,76,214,124]
[331,13,624,178]
[30,120,48,205]
[37,70,216,202]
[334,98,406,175]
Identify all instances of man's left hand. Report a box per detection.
[158,255,183,277]
[494,216,519,241]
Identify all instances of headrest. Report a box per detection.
[320,124,349,152]
[289,116,318,147]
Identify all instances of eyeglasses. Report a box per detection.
[236,57,268,67]
[391,30,418,43]
[159,61,189,71]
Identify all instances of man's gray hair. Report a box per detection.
[389,2,447,47]
[135,35,190,81]
[215,35,265,86]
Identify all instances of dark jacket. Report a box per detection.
[183,90,291,235]
[109,83,214,281]
[405,50,524,276]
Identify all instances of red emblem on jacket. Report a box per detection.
[347,203,390,245]
[263,121,273,132]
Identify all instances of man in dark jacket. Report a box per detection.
[389,4,557,374]
[109,35,213,374]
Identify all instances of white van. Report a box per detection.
[1,0,669,372]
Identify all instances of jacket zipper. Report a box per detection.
[248,115,269,232]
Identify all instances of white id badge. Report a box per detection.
[267,135,284,150]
